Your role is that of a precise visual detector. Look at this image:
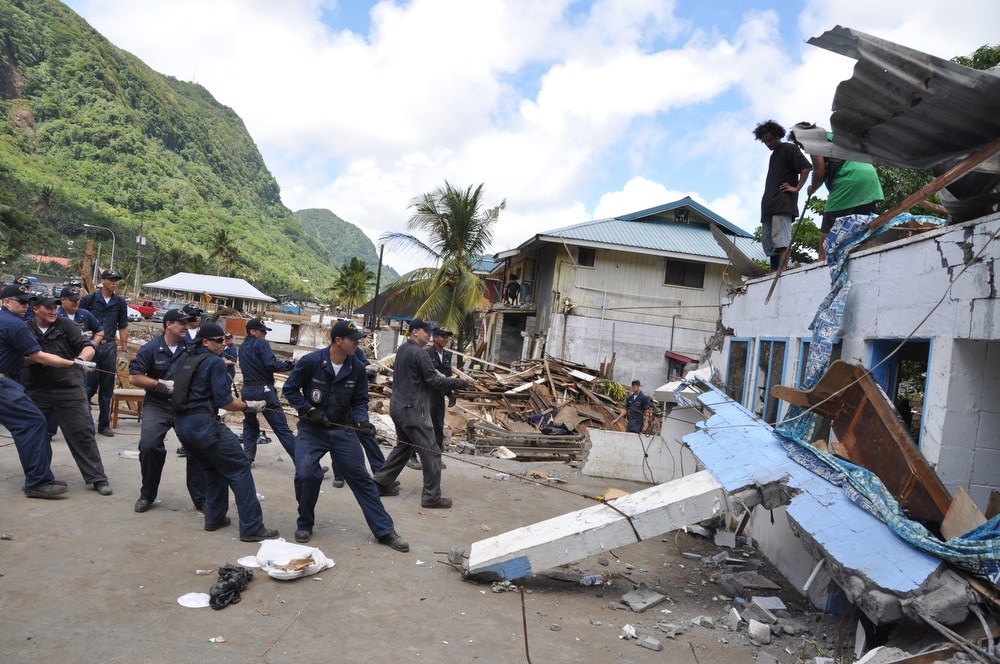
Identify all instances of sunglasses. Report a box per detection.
[206,337,225,343]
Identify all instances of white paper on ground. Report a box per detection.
[255,538,334,581]
[177,592,211,608]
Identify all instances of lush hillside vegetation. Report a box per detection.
[295,208,398,284]
[0,0,377,298]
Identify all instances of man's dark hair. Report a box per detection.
[753,120,786,141]
[631,380,641,386]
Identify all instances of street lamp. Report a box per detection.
[83,224,116,271]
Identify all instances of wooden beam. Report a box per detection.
[940,486,987,541]
[467,471,728,579]
[868,134,1000,232]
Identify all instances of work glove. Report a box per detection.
[301,409,327,425]
[153,379,174,395]
[365,364,379,379]
[356,421,377,438]
[73,359,97,372]
[244,400,267,414]
[447,393,458,408]
[118,350,129,364]
[83,331,94,340]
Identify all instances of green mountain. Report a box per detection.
[0,0,375,297]
[295,208,398,283]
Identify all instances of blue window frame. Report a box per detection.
[754,338,788,424]
[726,338,751,405]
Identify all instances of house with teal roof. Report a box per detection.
[490,197,765,389]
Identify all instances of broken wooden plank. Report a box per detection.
[940,486,988,541]
[772,360,952,525]
[467,470,727,579]
[985,490,1000,521]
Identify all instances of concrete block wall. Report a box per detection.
[548,312,708,388]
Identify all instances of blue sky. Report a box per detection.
[64,0,999,273]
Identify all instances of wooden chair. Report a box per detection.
[111,361,145,429]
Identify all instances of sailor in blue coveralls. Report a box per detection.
[0,283,97,498]
[171,323,278,542]
[238,317,297,462]
[282,319,409,552]
[127,308,206,513]
[79,270,129,436]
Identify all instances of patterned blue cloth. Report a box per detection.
[773,213,1000,587]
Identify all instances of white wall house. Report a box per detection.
[492,198,765,389]
[710,213,1000,509]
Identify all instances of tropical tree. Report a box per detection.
[330,257,376,316]
[380,181,505,352]
[208,228,240,276]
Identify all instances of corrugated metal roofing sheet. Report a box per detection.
[805,26,1000,173]
[540,218,768,261]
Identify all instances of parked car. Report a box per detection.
[126,305,143,322]
[129,299,164,318]
[151,302,186,323]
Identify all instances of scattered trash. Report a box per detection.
[195,569,212,576]
[589,618,602,626]
[550,624,561,631]
[480,525,491,532]
[117,450,140,460]
[681,552,702,560]
[208,637,225,643]
[0,534,13,541]
[620,624,637,639]
[176,592,210,608]
[580,575,604,586]
[490,446,516,460]
[416,560,426,566]
[494,473,510,481]
[255,539,334,581]
[236,555,260,568]
[256,493,265,500]
[491,580,518,593]
[209,564,253,610]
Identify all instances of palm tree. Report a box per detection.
[208,228,240,276]
[379,181,505,352]
[330,257,375,316]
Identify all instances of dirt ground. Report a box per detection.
[0,396,871,664]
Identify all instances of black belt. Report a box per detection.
[179,407,216,416]
[241,381,273,387]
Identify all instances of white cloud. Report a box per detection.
[65,0,1000,274]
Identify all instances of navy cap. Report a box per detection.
[60,286,82,300]
[331,319,366,341]
[431,327,453,337]
[408,317,432,332]
[195,322,226,341]
[100,270,121,280]
[1,284,36,301]
[245,317,271,332]
[33,296,59,307]
[224,332,233,339]
[163,309,192,323]
[181,303,202,317]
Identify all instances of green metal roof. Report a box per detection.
[498,197,766,262]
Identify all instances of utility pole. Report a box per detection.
[134,225,146,301]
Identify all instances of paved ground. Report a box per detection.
[0,406,845,664]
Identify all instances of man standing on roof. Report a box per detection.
[171,323,277,542]
[80,270,129,437]
[798,128,884,262]
[128,309,206,513]
[282,320,409,551]
[25,295,110,495]
[239,317,297,463]
[1,284,94,498]
[371,318,469,509]
[753,120,812,272]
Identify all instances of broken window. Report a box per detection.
[754,339,787,424]
[577,247,596,267]
[663,259,705,289]
[726,339,750,404]
[870,339,930,445]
